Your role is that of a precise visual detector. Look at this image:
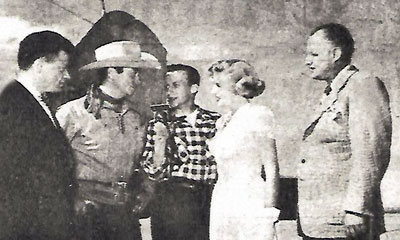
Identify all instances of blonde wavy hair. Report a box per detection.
[208,59,265,99]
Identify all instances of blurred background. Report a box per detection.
[1,0,400,212]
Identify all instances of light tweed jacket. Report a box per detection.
[298,65,392,238]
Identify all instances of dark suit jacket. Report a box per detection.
[0,80,75,240]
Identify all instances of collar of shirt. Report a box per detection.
[16,77,58,127]
[318,65,359,110]
[173,107,199,126]
[329,65,358,96]
[96,89,141,116]
[101,100,125,113]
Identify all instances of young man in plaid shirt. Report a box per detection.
[141,64,220,240]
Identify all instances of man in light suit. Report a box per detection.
[298,23,392,240]
[0,31,76,239]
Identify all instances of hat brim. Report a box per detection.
[80,58,161,71]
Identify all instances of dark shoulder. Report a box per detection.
[0,80,26,99]
[0,81,31,110]
[0,81,35,129]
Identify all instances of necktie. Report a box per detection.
[41,93,60,128]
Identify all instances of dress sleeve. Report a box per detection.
[245,105,275,139]
[245,105,279,207]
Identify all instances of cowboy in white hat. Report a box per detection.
[56,40,160,240]
[81,40,161,70]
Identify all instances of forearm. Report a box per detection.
[141,121,170,179]
[264,160,279,207]
[262,138,279,208]
[153,138,167,169]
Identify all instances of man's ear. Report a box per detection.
[30,57,45,70]
[30,57,45,73]
[331,47,342,62]
[190,84,199,94]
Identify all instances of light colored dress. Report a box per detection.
[209,103,279,240]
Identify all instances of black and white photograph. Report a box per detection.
[0,1,399,239]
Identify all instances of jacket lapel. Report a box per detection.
[303,65,359,140]
[14,81,60,130]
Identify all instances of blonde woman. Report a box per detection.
[208,59,280,240]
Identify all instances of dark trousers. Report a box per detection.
[75,201,142,240]
[150,180,213,240]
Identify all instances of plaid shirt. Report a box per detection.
[141,106,220,184]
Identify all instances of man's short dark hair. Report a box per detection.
[310,23,355,65]
[166,64,200,86]
[18,30,74,70]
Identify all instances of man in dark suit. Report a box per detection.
[0,31,76,239]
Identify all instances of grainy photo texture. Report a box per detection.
[0,1,399,240]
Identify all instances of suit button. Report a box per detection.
[301,159,306,163]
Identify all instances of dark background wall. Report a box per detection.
[1,0,400,209]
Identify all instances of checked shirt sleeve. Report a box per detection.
[204,111,221,139]
[173,136,190,163]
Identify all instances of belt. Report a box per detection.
[163,178,211,190]
[77,179,131,205]
[78,179,129,189]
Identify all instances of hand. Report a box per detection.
[344,213,367,239]
[83,139,100,151]
[74,199,98,215]
[154,122,169,141]
[130,176,156,216]
[153,122,169,167]
[216,111,233,130]
[344,213,363,225]
[131,191,152,215]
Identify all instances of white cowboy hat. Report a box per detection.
[80,40,161,70]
